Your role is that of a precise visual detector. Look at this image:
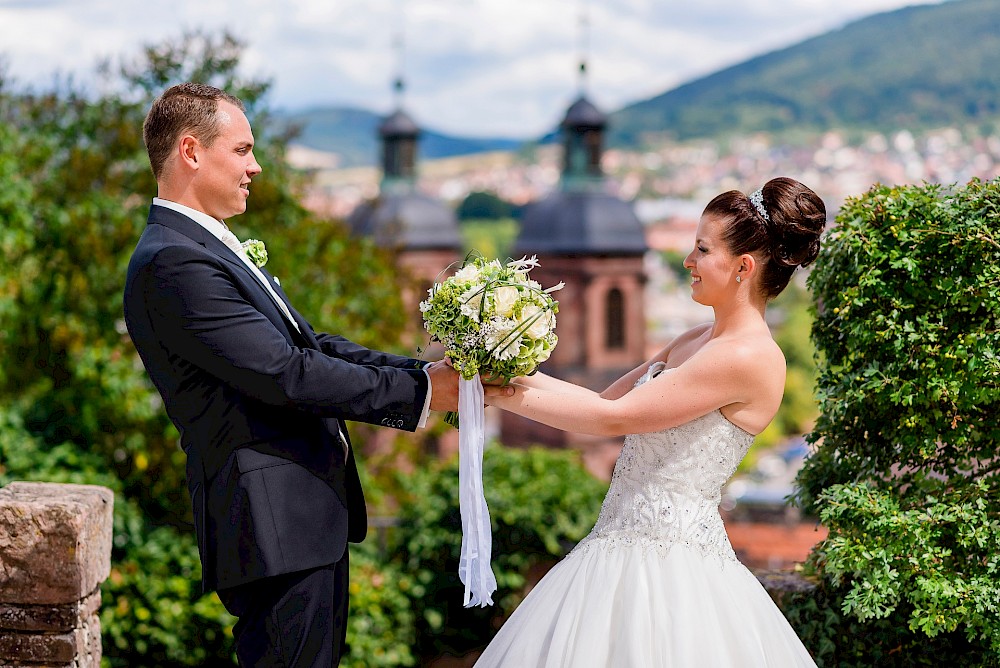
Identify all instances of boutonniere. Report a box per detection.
[241,239,268,268]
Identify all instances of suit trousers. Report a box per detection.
[217,552,350,667]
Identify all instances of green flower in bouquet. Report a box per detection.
[420,254,562,389]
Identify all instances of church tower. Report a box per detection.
[346,37,464,457]
[347,71,462,315]
[349,104,461,259]
[503,58,647,467]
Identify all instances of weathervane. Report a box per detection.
[577,0,591,94]
[392,1,407,107]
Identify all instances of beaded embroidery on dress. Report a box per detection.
[475,363,817,668]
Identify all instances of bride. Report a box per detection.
[479,177,824,667]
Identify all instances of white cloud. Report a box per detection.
[0,0,945,136]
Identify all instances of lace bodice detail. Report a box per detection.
[571,363,755,564]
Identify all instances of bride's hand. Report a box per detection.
[483,383,515,404]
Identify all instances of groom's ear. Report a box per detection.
[178,135,200,170]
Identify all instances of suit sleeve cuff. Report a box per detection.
[417,367,432,429]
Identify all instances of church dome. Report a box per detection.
[379,109,420,138]
[562,96,607,130]
[515,93,645,257]
[515,190,646,256]
[348,192,460,251]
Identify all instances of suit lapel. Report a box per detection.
[266,275,321,348]
[222,256,300,332]
[147,206,305,342]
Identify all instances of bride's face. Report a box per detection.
[683,213,741,306]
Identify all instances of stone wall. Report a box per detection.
[0,482,113,667]
[756,568,819,610]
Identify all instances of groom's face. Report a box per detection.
[193,100,262,222]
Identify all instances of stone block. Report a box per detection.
[0,482,114,606]
[0,612,100,667]
[756,567,819,610]
[0,590,101,633]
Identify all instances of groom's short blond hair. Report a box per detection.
[143,82,245,180]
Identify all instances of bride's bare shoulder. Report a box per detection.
[714,332,787,375]
[668,323,713,349]
[655,323,713,365]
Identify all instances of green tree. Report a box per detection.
[456,190,520,260]
[788,179,1000,665]
[0,30,410,666]
[457,191,515,221]
[459,219,520,262]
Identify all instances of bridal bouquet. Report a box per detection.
[420,255,562,607]
[420,254,562,390]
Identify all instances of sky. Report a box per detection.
[0,0,943,139]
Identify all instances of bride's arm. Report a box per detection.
[513,372,599,397]
[509,323,711,401]
[513,360,659,399]
[487,342,764,437]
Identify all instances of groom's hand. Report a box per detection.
[427,360,460,412]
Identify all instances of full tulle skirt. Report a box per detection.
[475,541,817,668]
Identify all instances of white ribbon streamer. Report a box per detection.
[457,374,497,607]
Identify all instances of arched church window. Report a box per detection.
[606,287,625,350]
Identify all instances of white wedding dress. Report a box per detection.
[475,364,817,667]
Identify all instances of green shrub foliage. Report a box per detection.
[342,542,419,668]
[793,179,1000,663]
[0,30,410,667]
[0,407,237,666]
[388,444,608,661]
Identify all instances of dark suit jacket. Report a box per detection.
[123,205,428,591]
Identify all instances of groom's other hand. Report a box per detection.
[427,360,460,412]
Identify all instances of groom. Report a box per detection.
[123,82,460,666]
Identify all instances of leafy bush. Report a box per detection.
[459,218,520,261]
[0,407,236,666]
[343,542,418,668]
[781,573,987,667]
[791,179,1000,663]
[816,484,998,651]
[799,179,1000,508]
[0,31,412,665]
[387,444,608,661]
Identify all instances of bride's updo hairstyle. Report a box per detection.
[703,177,826,300]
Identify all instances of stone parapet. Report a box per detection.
[0,482,113,668]
[756,567,820,610]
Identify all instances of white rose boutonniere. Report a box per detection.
[241,239,268,268]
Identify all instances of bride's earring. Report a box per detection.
[735,275,742,283]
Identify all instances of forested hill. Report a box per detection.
[609,0,1000,146]
[273,106,522,168]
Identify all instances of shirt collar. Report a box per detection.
[152,198,232,244]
